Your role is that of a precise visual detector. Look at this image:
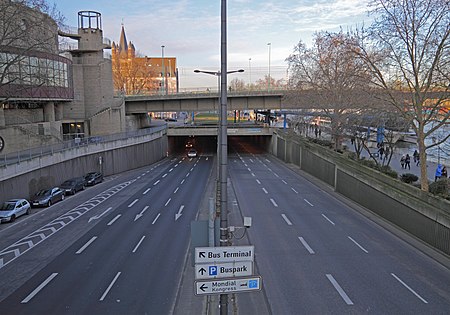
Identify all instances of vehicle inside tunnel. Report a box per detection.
[168,135,271,156]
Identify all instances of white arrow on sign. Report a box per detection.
[88,207,112,223]
[175,205,184,221]
[134,206,149,221]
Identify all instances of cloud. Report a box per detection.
[75,0,371,70]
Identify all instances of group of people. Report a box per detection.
[401,150,448,181]
[400,150,421,169]
[400,154,411,169]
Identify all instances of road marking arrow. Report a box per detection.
[134,206,149,221]
[175,205,185,221]
[88,207,112,223]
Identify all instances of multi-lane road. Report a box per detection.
[228,137,450,314]
[0,137,449,314]
[0,155,213,314]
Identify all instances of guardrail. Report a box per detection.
[0,126,166,168]
[122,88,287,99]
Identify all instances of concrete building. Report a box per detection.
[0,4,149,155]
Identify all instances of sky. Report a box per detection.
[55,0,372,89]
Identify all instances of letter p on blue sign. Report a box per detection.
[209,266,217,276]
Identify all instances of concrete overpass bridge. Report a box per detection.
[124,90,285,113]
[166,124,274,136]
[124,88,446,114]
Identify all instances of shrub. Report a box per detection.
[347,152,357,160]
[307,137,332,147]
[359,159,377,169]
[429,178,449,197]
[400,173,419,184]
[380,165,398,179]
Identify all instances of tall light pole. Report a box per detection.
[248,58,252,88]
[161,45,165,95]
[267,42,272,91]
[194,68,244,199]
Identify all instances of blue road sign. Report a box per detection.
[209,266,218,276]
[249,279,258,288]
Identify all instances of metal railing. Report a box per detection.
[0,125,166,167]
[123,88,287,99]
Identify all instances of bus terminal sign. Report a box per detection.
[195,246,254,264]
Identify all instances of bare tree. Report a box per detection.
[253,75,285,90]
[112,55,159,95]
[346,110,409,168]
[354,0,450,191]
[229,78,246,91]
[287,31,373,150]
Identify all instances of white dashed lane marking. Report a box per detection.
[21,273,58,304]
[270,198,278,207]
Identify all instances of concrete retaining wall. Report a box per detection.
[0,131,167,204]
[271,131,450,256]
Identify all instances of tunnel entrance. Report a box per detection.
[168,135,272,156]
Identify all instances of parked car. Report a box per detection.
[60,177,86,195]
[187,149,197,158]
[0,199,31,223]
[84,172,103,186]
[31,187,65,207]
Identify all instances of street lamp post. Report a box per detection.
[194,66,244,315]
[248,58,252,88]
[267,42,271,91]
[161,45,165,95]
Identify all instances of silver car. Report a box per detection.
[0,199,31,223]
[31,187,65,207]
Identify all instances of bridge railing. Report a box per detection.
[122,88,287,100]
[0,125,166,168]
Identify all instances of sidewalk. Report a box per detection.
[343,140,444,182]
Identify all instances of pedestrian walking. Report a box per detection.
[400,155,406,169]
[378,146,385,160]
[405,154,411,170]
[416,154,420,166]
[413,150,419,164]
[435,164,442,181]
[442,166,448,178]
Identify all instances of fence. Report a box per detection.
[272,130,450,256]
[0,125,166,168]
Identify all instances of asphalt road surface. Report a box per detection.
[228,138,450,314]
[0,155,212,314]
[1,138,449,314]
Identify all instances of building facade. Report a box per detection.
[111,25,178,95]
